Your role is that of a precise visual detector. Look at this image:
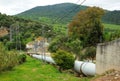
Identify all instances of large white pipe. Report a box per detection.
[74,60,95,76]
[32,54,55,64]
[32,54,95,76]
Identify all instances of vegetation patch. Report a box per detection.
[52,50,74,72]
[0,43,19,72]
[0,56,91,81]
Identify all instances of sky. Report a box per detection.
[0,0,120,15]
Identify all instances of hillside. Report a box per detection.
[17,3,120,25]
[103,10,120,25]
[0,13,55,50]
[17,3,87,24]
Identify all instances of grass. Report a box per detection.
[0,56,91,81]
[103,23,120,31]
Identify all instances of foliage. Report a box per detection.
[18,53,27,64]
[48,37,60,52]
[65,38,83,60]
[48,36,70,53]
[104,30,120,42]
[0,13,54,50]
[0,43,19,72]
[81,46,96,61]
[52,50,74,71]
[49,36,83,60]
[103,23,120,42]
[68,7,104,47]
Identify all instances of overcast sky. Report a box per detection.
[0,0,120,15]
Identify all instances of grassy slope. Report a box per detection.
[104,23,120,30]
[0,56,91,81]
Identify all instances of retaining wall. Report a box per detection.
[96,38,120,74]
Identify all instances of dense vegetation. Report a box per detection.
[0,13,55,50]
[49,7,120,61]
[103,24,120,41]
[69,7,104,47]
[49,7,105,61]
[0,42,26,72]
[52,50,74,72]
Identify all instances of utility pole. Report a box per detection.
[34,40,38,54]
[18,25,21,51]
[66,24,69,36]
[10,25,13,42]
[42,25,46,62]
[9,25,14,50]
[17,24,21,51]
[10,23,21,51]
[15,25,18,50]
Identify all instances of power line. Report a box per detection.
[76,0,82,3]
[54,0,87,23]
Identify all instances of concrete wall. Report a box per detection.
[96,38,120,74]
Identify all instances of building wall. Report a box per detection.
[96,38,120,74]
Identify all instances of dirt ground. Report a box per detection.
[92,70,120,81]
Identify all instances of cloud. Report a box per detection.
[83,0,120,10]
[0,0,36,15]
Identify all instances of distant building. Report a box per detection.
[26,37,49,55]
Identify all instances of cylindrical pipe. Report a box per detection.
[32,54,95,76]
[32,54,55,64]
[74,60,95,76]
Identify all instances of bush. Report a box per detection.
[0,43,19,72]
[52,50,74,72]
[5,51,19,70]
[0,42,27,72]
[18,53,27,64]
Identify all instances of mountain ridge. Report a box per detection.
[17,3,87,23]
[16,3,120,25]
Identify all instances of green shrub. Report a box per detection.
[5,51,19,70]
[0,42,23,72]
[52,50,74,72]
[0,43,7,71]
[18,53,27,64]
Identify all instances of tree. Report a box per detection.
[48,36,83,60]
[66,38,83,60]
[68,7,105,47]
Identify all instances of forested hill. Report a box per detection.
[103,10,120,25]
[17,3,87,24]
[17,3,120,25]
[0,13,54,50]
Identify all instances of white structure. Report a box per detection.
[32,54,55,64]
[74,60,95,76]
